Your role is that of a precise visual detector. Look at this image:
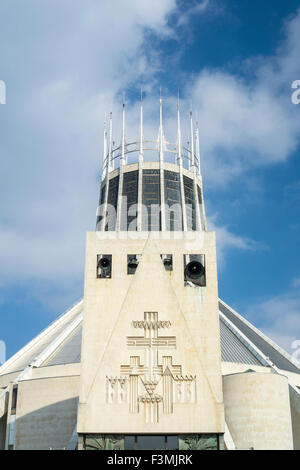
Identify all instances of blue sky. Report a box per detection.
[0,0,300,361]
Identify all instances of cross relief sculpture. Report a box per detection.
[106,312,196,424]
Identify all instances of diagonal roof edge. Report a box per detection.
[1,297,299,377]
[0,298,83,376]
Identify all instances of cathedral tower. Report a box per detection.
[77,93,225,450]
[0,92,298,451]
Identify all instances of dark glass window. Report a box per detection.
[197,185,202,204]
[166,435,178,450]
[124,435,179,450]
[106,175,119,231]
[100,182,106,205]
[183,175,196,231]
[142,169,161,231]
[124,436,135,450]
[121,171,138,231]
[164,170,183,231]
[136,435,165,450]
[11,387,18,414]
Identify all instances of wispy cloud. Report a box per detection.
[247,282,300,355]
[207,214,268,267]
[176,0,211,26]
[0,0,178,312]
[292,277,300,289]
[284,180,300,209]
[182,8,300,186]
[0,1,300,317]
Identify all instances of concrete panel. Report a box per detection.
[78,231,224,434]
[14,376,79,450]
[290,385,300,450]
[223,371,293,450]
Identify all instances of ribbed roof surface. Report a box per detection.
[45,326,82,367]
[219,318,262,366]
[219,301,300,374]
[0,301,83,376]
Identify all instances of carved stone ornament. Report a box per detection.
[85,434,124,450]
[106,312,196,424]
[178,434,218,450]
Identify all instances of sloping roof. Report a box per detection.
[0,300,83,376]
[45,326,82,367]
[219,300,300,374]
[219,317,262,366]
[0,298,299,376]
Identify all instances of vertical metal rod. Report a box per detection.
[101,116,107,181]
[108,111,114,171]
[195,120,201,176]
[121,94,126,165]
[190,109,195,172]
[159,89,166,231]
[195,120,207,230]
[139,88,144,164]
[177,93,187,232]
[159,89,164,165]
[101,116,110,231]
[137,88,144,231]
[190,108,201,231]
[116,96,126,231]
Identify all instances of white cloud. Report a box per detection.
[247,286,300,355]
[207,214,267,267]
[0,0,177,312]
[284,180,300,207]
[1,1,300,317]
[194,71,297,157]
[176,0,211,26]
[182,9,300,187]
[292,277,300,289]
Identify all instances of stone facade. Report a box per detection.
[78,231,224,436]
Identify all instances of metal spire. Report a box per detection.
[137,88,144,232]
[108,111,113,171]
[121,92,126,166]
[190,106,195,173]
[101,115,107,181]
[139,88,143,163]
[177,91,182,168]
[116,95,126,231]
[195,120,201,176]
[159,88,164,164]
[177,91,188,232]
[159,88,166,230]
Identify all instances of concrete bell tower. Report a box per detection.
[77,93,225,450]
